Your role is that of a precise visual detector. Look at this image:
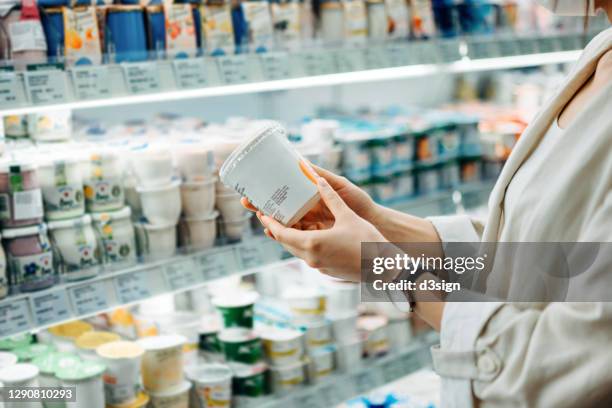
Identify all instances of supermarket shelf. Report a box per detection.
[0,32,592,116]
[254,332,439,408]
[0,237,286,340]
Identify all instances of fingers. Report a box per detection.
[240,197,258,212]
[260,214,310,248]
[316,177,351,218]
[311,164,347,190]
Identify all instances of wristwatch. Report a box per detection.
[386,267,431,313]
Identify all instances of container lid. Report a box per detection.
[148,380,191,398]
[183,210,219,223]
[181,177,218,188]
[259,328,302,342]
[0,363,39,383]
[212,291,259,309]
[13,343,55,362]
[90,207,132,223]
[32,352,80,375]
[75,331,121,351]
[114,392,150,408]
[2,224,48,239]
[229,361,267,378]
[55,360,105,382]
[0,334,33,351]
[48,321,93,339]
[136,335,186,351]
[135,179,181,193]
[0,352,17,369]
[96,341,144,360]
[217,328,258,344]
[47,214,92,230]
[185,363,232,383]
[283,286,323,301]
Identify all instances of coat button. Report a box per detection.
[477,354,497,374]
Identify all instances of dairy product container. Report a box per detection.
[229,362,267,398]
[301,320,333,350]
[173,144,215,182]
[82,152,124,213]
[13,343,55,363]
[385,0,410,39]
[358,315,389,357]
[259,328,304,366]
[0,162,44,228]
[335,337,363,372]
[91,207,136,266]
[180,179,216,218]
[212,291,259,329]
[27,110,71,142]
[329,311,358,342]
[185,363,232,408]
[56,360,106,408]
[134,221,177,261]
[63,6,102,66]
[105,6,148,63]
[0,233,7,298]
[165,4,197,59]
[33,352,81,408]
[366,0,387,39]
[129,148,174,188]
[320,0,344,43]
[269,360,305,393]
[218,213,251,243]
[74,331,120,361]
[0,363,42,408]
[306,345,335,382]
[0,352,17,369]
[215,192,245,222]
[4,115,28,139]
[271,1,301,51]
[283,286,326,323]
[218,328,262,365]
[200,3,235,56]
[137,335,186,392]
[96,340,144,406]
[37,158,85,221]
[136,180,181,226]
[241,1,274,53]
[343,0,367,44]
[179,211,218,250]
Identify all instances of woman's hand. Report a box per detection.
[257,176,387,282]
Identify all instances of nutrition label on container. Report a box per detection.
[70,66,111,100]
[121,62,161,94]
[29,289,71,326]
[69,281,109,316]
[0,71,19,108]
[0,299,31,338]
[114,270,152,303]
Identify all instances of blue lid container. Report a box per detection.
[145,5,166,53]
[37,0,69,6]
[231,3,248,53]
[105,5,148,63]
[40,7,65,60]
[191,4,202,49]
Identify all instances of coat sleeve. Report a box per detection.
[427,215,485,243]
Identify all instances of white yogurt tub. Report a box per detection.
[47,215,101,281]
[137,335,186,392]
[180,178,216,218]
[0,363,42,408]
[136,180,182,226]
[387,317,412,351]
[283,287,326,324]
[135,222,177,261]
[329,311,358,343]
[96,341,144,407]
[269,360,305,393]
[215,192,245,222]
[32,351,81,407]
[335,337,363,372]
[129,148,174,188]
[185,364,232,408]
[219,121,320,227]
[148,380,190,408]
[259,328,304,366]
[82,151,125,213]
[27,110,71,142]
[358,315,389,357]
[56,360,106,408]
[322,276,360,313]
[173,145,215,182]
[0,352,17,369]
[75,331,121,361]
[306,345,335,383]
[218,213,252,242]
[179,211,218,250]
[37,158,85,221]
[91,207,137,266]
[301,320,333,350]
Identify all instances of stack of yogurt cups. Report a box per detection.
[212,290,268,404]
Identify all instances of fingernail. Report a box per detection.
[317,177,328,187]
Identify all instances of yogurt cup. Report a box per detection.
[283,287,326,324]
[0,334,33,351]
[32,352,81,390]
[214,192,245,222]
[269,360,305,393]
[218,213,252,243]
[178,212,217,250]
[75,331,120,361]
[37,158,85,221]
[229,362,267,398]
[185,363,232,408]
[96,341,144,407]
[48,321,93,353]
[129,149,174,188]
[259,328,304,366]
[83,177,125,213]
[173,146,215,182]
[219,121,320,227]
[148,379,191,408]
[306,345,335,383]
[301,320,333,350]
[322,278,360,314]
[358,315,389,357]
[27,110,71,142]
[56,360,106,408]
[13,343,55,363]
[0,162,44,228]
[110,392,149,408]
[218,329,262,365]
[329,311,358,343]
[180,178,216,218]
[212,291,259,329]
[91,207,137,267]
[335,337,363,372]
[0,363,41,408]
[387,317,412,351]
[136,180,182,226]
[0,352,17,369]
[137,335,186,392]
[134,222,177,261]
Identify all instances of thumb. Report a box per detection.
[316,176,351,218]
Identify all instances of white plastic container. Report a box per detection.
[82,152,125,213]
[283,287,326,324]
[358,315,389,357]
[56,360,106,408]
[27,110,71,142]
[96,341,144,407]
[180,179,216,218]
[179,211,218,250]
[335,337,363,372]
[320,1,344,43]
[302,320,333,350]
[91,207,137,266]
[173,145,215,182]
[130,149,174,188]
[137,335,186,392]
[185,364,232,408]
[366,0,387,40]
[135,222,177,261]
[307,345,335,383]
[219,121,320,227]
[47,215,101,281]
[387,317,412,351]
[270,360,305,393]
[0,352,17,369]
[218,213,251,242]
[137,180,181,225]
[0,363,41,408]
[37,158,85,220]
[215,192,245,222]
[148,379,190,408]
[323,277,360,314]
[329,311,358,343]
[259,328,304,366]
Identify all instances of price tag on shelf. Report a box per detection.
[537,37,559,54]
[69,281,109,316]
[334,48,365,73]
[114,270,153,304]
[217,55,251,84]
[70,65,111,100]
[29,289,71,326]
[386,44,410,67]
[260,52,291,80]
[238,243,264,270]
[197,249,236,280]
[173,58,208,89]
[363,46,390,69]
[301,51,336,76]
[497,37,520,57]
[0,299,31,338]
[24,67,67,104]
[164,260,199,291]
[559,35,581,51]
[468,39,500,59]
[122,62,161,94]
[438,39,461,62]
[0,71,19,108]
[517,38,537,55]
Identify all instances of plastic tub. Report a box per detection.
[259,328,304,366]
[137,335,186,392]
[37,157,85,221]
[180,179,216,218]
[0,162,44,228]
[218,213,252,243]
[218,328,262,365]
[173,145,215,182]
[82,152,125,213]
[96,341,144,406]
[148,379,190,408]
[306,345,335,383]
[27,110,71,142]
[129,149,174,188]
[301,320,333,350]
[335,337,363,372]
[56,360,106,408]
[179,211,218,250]
[105,6,148,63]
[219,121,320,227]
[329,311,358,343]
[320,1,344,44]
[91,207,137,266]
[75,331,120,361]
[212,291,259,329]
[269,360,305,393]
[230,362,267,398]
[0,352,17,369]
[283,287,326,324]
[215,192,245,222]
[0,363,40,387]
[134,222,177,261]
[137,180,181,225]
[13,343,55,363]
[358,315,389,357]
[185,363,232,408]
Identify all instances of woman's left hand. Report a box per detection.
[257,176,387,282]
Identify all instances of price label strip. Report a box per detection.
[363,47,390,70]
[197,249,236,280]
[0,71,19,108]
[29,289,71,326]
[122,62,161,94]
[173,58,208,89]
[238,243,264,270]
[438,40,461,62]
[24,68,67,104]
[260,53,291,80]
[386,44,410,67]
[114,269,153,304]
[0,299,31,338]
[70,65,111,100]
[538,37,559,54]
[517,37,537,55]
[354,370,377,393]
[164,260,199,291]
[217,55,251,85]
[69,281,109,316]
[335,48,365,73]
[301,51,336,76]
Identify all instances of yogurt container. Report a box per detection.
[219,121,320,227]
[0,351,17,369]
[358,315,389,357]
[148,379,190,408]
[180,179,216,218]
[32,352,81,408]
[0,363,41,408]
[230,362,267,398]
[259,328,304,366]
[218,328,262,365]
[134,222,177,261]
[173,146,215,182]
[329,311,358,343]
[212,291,259,329]
[335,337,363,372]
[214,192,245,222]
[0,162,44,228]
[129,148,174,188]
[0,334,33,351]
[136,180,182,226]
[3,224,56,293]
[96,341,144,406]
[301,320,333,350]
[82,153,125,213]
[56,360,106,408]
[113,392,149,408]
[306,345,335,382]
[366,0,387,40]
[75,331,120,361]
[387,317,412,351]
[185,363,232,408]
[320,0,344,44]
[269,360,305,393]
[137,335,186,392]
[37,158,85,220]
[48,215,101,281]
[91,207,137,267]
[3,115,28,139]
[27,110,71,142]
[13,343,55,363]
[178,212,218,251]
[283,287,326,324]
[218,213,252,243]
[322,278,360,313]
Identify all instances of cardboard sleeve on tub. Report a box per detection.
[220,121,320,226]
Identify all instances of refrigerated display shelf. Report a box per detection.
[0,31,595,116]
[0,237,286,340]
[253,332,439,408]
